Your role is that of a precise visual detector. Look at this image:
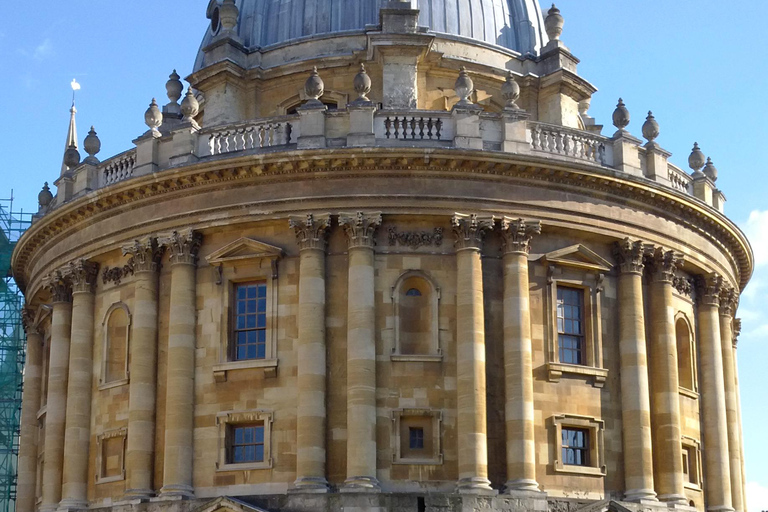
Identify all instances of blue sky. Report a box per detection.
[1,0,766,507]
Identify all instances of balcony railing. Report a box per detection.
[668,164,692,194]
[203,116,298,156]
[530,122,607,166]
[374,111,453,142]
[101,150,136,187]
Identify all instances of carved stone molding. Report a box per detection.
[388,227,443,249]
[613,238,645,275]
[339,211,383,249]
[21,308,37,334]
[452,213,494,250]
[719,286,738,317]
[161,229,203,266]
[673,276,694,297]
[289,213,331,251]
[500,217,541,254]
[68,259,100,294]
[645,247,683,283]
[733,318,742,347]
[122,237,163,273]
[695,273,723,307]
[102,262,135,286]
[43,270,72,304]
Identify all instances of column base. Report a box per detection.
[341,476,381,493]
[624,489,658,503]
[57,498,88,511]
[658,493,688,505]
[123,488,155,501]
[39,504,59,512]
[290,476,330,493]
[705,507,735,512]
[503,478,541,493]
[457,477,497,495]
[158,484,195,499]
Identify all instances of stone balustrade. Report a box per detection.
[101,150,136,187]
[202,117,298,156]
[668,164,692,194]
[374,111,452,142]
[529,122,608,166]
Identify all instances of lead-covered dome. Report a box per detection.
[195,0,548,71]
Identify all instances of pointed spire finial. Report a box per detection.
[61,88,80,175]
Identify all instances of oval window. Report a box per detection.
[211,7,221,34]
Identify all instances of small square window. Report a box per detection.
[229,424,265,464]
[562,427,590,466]
[96,428,127,484]
[681,439,701,488]
[216,410,273,471]
[551,414,605,476]
[392,409,442,465]
[409,427,425,450]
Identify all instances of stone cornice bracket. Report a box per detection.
[645,246,683,283]
[452,213,494,251]
[68,259,100,294]
[161,229,203,266]
[718,286,738,317]
[289,213,332,251]
[500,217,541,255]
[339,211,383,249]
[695,273,723,307]
[43,269,72,304]
[122,236,164,273]
[733,318,742,348]
[612,238,645,275]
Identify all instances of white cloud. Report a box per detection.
[33,38,53,60]
[744,210,768,267]
[746,481,768,511]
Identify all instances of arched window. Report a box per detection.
[101,304,131,387]
[676,316,696,391]
[392,271,441,360]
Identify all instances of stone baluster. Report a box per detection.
[39,271,73,512]
[695,274,733,512]
[123,237,164,499]
[16,309,43,512]
[719,288,743,512]
[612,238,656,502]
[160,230,203,498]
[646,248,686,504]
[289,214,332,492]
[452,213,495,494]
[500,218,541,494]
[339,211,383,492]
[60,260,100,509]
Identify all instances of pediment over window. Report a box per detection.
[206,238,283,266]
[572,499,634,512]
[541,244,612,273]
[193,496,269,512]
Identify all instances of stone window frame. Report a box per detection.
[681,436,703,490]
[206,238,283,382]
[215,410,274,472]
[391,408,443,466]
[99,302,131,390]
[95,428,127,484]
[675,312,699,399]
[550,413,606,477]
[390,270,443,362]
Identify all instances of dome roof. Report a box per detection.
[194,0,548,71]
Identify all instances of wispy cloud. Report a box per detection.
[746,481,768,511]
[744,210,768,267]
[33,38,53,60]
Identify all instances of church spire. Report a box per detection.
[61,80,81,175]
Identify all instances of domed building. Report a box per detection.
[11,1,751,512]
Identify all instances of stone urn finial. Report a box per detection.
[38,182,53,211]
[304,67,325,106]
[219,0,239,32]
[703,157,718,182]
[181,89,200,128]
[353,64,372,103]
[612,98,630,131]
[166,70,183,104]
[83,126,101,164]
[642,111,659,145]
[454,66,474,106]
[63,144,81,170]
[688,143,706,176]
[145,98,163,136]
[501,71,521,109]
[545,4,564,41]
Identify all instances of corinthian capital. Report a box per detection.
[452,213,494,250]
[21,307,37,334]
[645,247,683,283]
[500,217,541,254]
[613,238,645,275]
[122,237,164,273]
[161,229,203,265]
[289,213,331,251]
[339,211,382,249]
[68,259,100,293]
[719,286,738,317]
[43,269,72,304]
[695,273,722,307]
[733,318,742,347]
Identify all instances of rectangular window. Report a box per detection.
[101,436,124,478]
[234,283,267,361]
[409,427,424,450]
[229,424,265,464]
[562,427,590,466]
[557,287,585,365]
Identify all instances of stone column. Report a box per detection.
[40,271,72,512]
[452,213,495,494]
[696,274,733,512]
[646,248,686,503]
[732,319,747,512]
[16,309,43,512]
[160,230,202,498]
[123,237,164,499]
[500,218,541,493]
[290,214,332,492]
[613,238,656,502]
[339,211,382,491]
[719,288,743,512]
[60,260,100,510]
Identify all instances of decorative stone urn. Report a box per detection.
[642,111,659,145]
[304,67,325,107]
[353,64,372,103]
[144,98,163,136]
[454,67,474,107]
[545,4,564,41]
[501,72,521,110]
[688,142,706,176]
[612,98,630,131]
[83,127,101,164]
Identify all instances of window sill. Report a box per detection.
[391,354,443,363]
[216,460,272,472]
[213,359,278,382]
[98,378,129,391]
[684,482,702,492]
[392,455,443,466]
[546,362,608,388]
[679,387,699,400]
[96,474,125,485]
[554,463,606,477]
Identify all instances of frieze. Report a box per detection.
[388,227,443,249]
[102,262,135,286]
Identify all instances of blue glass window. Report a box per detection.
[234,283,267,360]
[409,427,424,450]
[557,287,585,365]
[230,424,265,464]
[562,427,589,466]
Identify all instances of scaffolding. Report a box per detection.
[0,194,31,512]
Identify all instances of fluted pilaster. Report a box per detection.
[17,309,42,512]
[720,288,743,512]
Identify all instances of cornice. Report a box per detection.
[12,147,752,293]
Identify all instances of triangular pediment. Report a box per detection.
[206,238,283,266]
[541,244,612,273]
[193,496,268,512]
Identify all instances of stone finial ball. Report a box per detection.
[454,66,474,104]
[612,98,630,130]
[220,0,239,31]
[181,89,200,120]
[145,98,163,131]
[38,182,53,208]
[305,67,325,101]
[84,126,101,157]
[64,145,81,169]
[353,64,372,101]
[501,71,520,108]
[166,70,183,104]
[642,111,659,143]
[688,142,706,171]
[703,157,718,181]
[545,4,564,41]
